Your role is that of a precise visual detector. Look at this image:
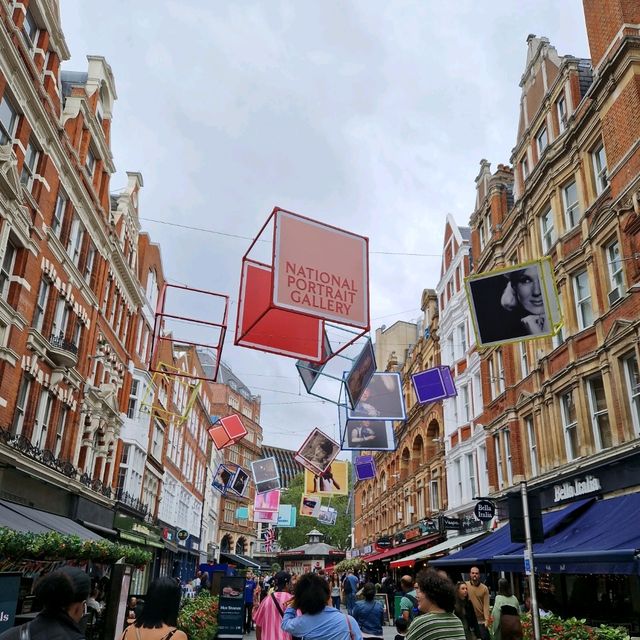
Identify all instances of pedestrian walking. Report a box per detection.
[330,573,342,609]
[491,578,522,640]
[405,570,465,640]
[343,569,359,615]
[466,567,491,640]
[253,571,294,640]
[281,572,363,640]
[244,571,258,633]
[0,567,90,640]
[352,583,384,640]
[453,582,481,640]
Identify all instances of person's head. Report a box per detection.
[313,440,333,461]
[128,596,137,608]
[347,569,354,575]
[400,575,414,593]
[469,567,481,586]
[395,616,409,635]
[362,583,376,602]
[497,578,513,597]
[455,581,468,601]
[247,571,254,580]
[34,567,91,623]
[293,573,330,615]
[136,577,181,628]
[274,571,291,592]
[415,569,455,613]
[502,267,543,316]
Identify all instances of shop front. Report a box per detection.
[176,530,200,583]
[432,449,640,632]
[113,513,164,594]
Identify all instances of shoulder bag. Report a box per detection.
[271,593,302,640]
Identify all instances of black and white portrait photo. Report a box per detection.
[345,340,376,408]
[295,428,341,474]
[251,457,279,484]
[466,261,557,347]
[342,420,395,451]
[347,372,406,421]
[212,464,233,493]
[230,467,250,497]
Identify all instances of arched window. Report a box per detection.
[412,435,424,472]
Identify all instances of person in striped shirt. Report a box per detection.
[406,570,466,640]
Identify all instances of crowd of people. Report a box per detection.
[0,563,533,640]
[245,565,527,640]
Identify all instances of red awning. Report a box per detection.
[362,535,442,563]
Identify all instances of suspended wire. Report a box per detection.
[139,216,441,257]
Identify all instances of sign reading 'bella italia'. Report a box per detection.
[553,475,601,503]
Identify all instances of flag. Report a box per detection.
[264,526,276,552]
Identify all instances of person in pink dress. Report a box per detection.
[253,571,294,640]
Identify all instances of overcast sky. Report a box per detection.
[60,1,590,449]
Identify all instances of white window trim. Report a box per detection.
[536,125,548,156]
[525,416,538,476]
[557,93,567,133]
[572,271,593,330]
[592,143,608,195]
[560,390,579,461]
[623,355,640,437]
[562,180,580,230]
[606,240,624,304]
[587,376,611,452]
[540,207,555,253]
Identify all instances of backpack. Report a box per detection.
[343,577,353,594]
[404,593,419,620]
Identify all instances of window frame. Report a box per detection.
[536,125,548,156]
[540,207,555,253]
[21,8,39,52]
[557,93,567,133]
[11,375,31,436]
[494,433,504,489]
[20,138,40,190]
[562,179,580,230]
[573,270,593,330]
[586,375,612,452]
[33,278,50,332]
[623,354,640,437]
[0,240,17,301]
[560,389,579,461]
[606,240,624,304]
[592,143,608,195]
[0,92,18,145]
[525,415,538,477]
[52,190,67,238]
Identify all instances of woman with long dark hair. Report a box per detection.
[453,582,481,640]
[120,578,187,640]
[330,573,342,610]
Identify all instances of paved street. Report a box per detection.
[242,622,399,640]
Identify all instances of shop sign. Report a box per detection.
[376,536,392,549]
[0,573,20,633]
[177,529,189,544]
[114,513,162,539]
[461,515,485,534]
[363,544,373,554]
[553,475,601,503]
[439,515,461,531]
[404,528,421,540]
[217,576,245,638]
[162,528,176,542]
[474,500,496,521]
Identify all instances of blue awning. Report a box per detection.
[431,498,592,567]
[492,493,640,575]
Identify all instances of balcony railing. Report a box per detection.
[0,426,112,499]
[49,334,79,355]
[115,487,149,516]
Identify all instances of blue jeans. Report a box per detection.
[332,595,341,609]
[346,593,356,615]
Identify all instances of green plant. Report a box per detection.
[334,558,367,574]
[521,614,630,640]
[0,527,152,566]
[178,593,219,640]
[595,625,631,640]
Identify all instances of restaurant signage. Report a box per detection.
[474,500,496,521]
[553,475,601,503]
[439,515,461,531]
[376,536,392,549]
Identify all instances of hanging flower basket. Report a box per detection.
[178,593,219,640]
[0,527,152,566]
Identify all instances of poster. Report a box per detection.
[254,490,281,512]
[300,495,322,517]
[344,340,376,408]
[295,428,340,475]
[347,372,406,421]
[341,420,396,451]
[218,576,246,638]
[0,573,20,634]
[304,460,348,496]
[317,505,338,525]
[465,258,562,348]
[277,504,297,528]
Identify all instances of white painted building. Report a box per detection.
[436,213,489,519]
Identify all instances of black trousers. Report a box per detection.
[244,603,254,631]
